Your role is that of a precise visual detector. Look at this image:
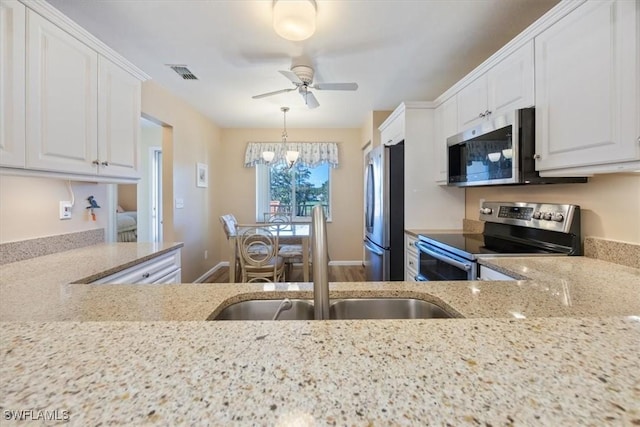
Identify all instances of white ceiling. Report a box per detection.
[46,0,559,129]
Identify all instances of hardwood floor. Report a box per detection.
[203,264,365,283]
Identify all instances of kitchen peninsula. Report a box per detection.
[1,247,639,425]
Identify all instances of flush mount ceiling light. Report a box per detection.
[273,0,317,41]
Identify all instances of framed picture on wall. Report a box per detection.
[196,163,208,188]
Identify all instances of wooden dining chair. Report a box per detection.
[263,212,307,280]
[236,225,285,283]
[219,214,240,281]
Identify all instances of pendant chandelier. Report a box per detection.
[262,106,299,168]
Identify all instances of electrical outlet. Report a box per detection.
[59,201,72,220]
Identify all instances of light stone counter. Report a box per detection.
[1,249,639,425]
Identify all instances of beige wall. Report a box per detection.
[117,184,137,211]
[0,175,109,243]
[218,128,363,262]
[141,81,222,282]
[360,111,392,149]
[465,173,640,243]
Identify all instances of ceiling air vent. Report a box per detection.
[167,64,198,80]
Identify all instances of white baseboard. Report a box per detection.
[195,260,362,283]
[328,260,363,266]
[194,261,228,283]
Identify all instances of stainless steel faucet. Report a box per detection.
[311,205,330,320]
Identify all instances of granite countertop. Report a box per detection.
[1,247,639,425]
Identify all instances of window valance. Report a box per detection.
[244,142,339,168]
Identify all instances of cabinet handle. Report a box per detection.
[408,260,414,267]
[92,160,100,166]
[101,161,109,167]
[142,272,150,279]
[387,139,393,144]
[533,154,541,160]
[485,110,492,116]
[478,112,486,118]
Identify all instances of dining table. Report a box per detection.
[228,222,311,283]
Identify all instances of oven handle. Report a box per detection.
[415,242,472,272]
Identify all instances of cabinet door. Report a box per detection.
[487,40,534,118]
[380,113,404,146]
[457,75,487,130]
[0,0,26,168]
[98,56,141,178]
[25,10,98,174]
[535,0,639,171]
[434,95,457,183]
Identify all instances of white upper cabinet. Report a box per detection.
[380,112,404,146]
[457,41,534,130]
[0,0,26,168]
[98,56,141,179]
[456,75,488,130]
[487,40,534,118]
[1,1,147,181]
[534,0,639,174]
[26,9,99,175]
[433,95,457,184]
[380,102,465,230]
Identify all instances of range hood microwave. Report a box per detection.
[447,108,587,187]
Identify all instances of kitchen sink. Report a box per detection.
[213,299,314,320]
[329,298,452,320]
[212,298,452,320]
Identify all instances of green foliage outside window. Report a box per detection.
[269,163,330,217]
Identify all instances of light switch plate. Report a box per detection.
[175,198,184,209]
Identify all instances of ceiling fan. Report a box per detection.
[252,64,358,109]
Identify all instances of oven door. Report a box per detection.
[415,241,477,281]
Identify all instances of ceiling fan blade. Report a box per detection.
[279,70,303,84]
[312,82,359,91]
[301,90,319,109]
[252,88,295,99]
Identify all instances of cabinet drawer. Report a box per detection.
[405,234,419,281]
[406,235,419,256]
[93,250,181,284]
[479,265,516,281]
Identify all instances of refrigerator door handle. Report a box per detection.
[364,239,384,256]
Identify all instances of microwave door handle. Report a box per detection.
[416,242,472,271]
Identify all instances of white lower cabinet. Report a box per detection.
[405,233,419,281]
[534,0,639,174]
[479,265,516,281]
[92,249,182,285]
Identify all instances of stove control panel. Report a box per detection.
[479,201,580,234]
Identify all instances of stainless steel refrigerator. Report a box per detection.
[363,143,404,281]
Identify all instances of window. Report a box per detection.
[256,162,331,221]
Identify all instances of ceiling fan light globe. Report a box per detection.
[273,0,316,41]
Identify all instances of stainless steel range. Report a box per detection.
[415,201,582,281]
